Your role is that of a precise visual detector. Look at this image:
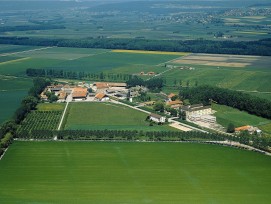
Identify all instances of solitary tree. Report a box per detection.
[227,123,235,133]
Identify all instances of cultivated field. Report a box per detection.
[0,141,270,203]
[171,53,270,68]
[64,102,172,131]
[0,75,32,124]
[1,44,271,124]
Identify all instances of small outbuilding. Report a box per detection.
[150,113,166,123]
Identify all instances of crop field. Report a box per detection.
[112,49,190,56]
[37,103,65,111]
[0,141,271,203]
[17,110,62,132]
[171,53,271,68]
[0,75,32,124]
[0,46,181,76]
[64,102,173,131]
[212,104,271,134]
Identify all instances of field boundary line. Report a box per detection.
[0,146,9,160]
[156,53,192,66]
[0,57,31,65]
[57,102,69,132]
[0,46,55,57]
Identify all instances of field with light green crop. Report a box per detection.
[64,102,173,131]
[0,141,270,203]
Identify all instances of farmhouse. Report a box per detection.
[72,87,88,100]
[166,100,183,109]
[150,113,166,123]
[95,93,109,102]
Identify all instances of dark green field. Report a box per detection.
[0,76,32,124]
[0,141,270,203]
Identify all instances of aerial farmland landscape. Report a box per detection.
[0,0,271,203]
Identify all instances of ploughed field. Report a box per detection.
[0,141,270,203]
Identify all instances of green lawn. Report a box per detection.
[212,104,271,133]
[0,141,270,203]
[64,102,172,131]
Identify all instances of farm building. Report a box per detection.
[235,125,262,135]
[150,113,166,123]
[189,114,216,124]
[58,91,67,102]
[62,84,74,94]
[93,82,127,93]
[40,91,48,101]
[168,93,177,101]
[95,93,109,102]
[182,104,212,119]
[166,100,183,109]
[47,84,63,92]
[72,87,88,100]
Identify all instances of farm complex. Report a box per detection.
[1,0,271,203]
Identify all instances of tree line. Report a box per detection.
[26,68,132,82]
[0,78,50,157]
[1,36,271,56]
[127,76,164,91]
[14,129,271,152]
[0,25,65,33]
[179,85,271,119]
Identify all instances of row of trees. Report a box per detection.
[127,76,164,91]
[0,25,65,32]
[14,129,271,152]
[26,68,132,82]
[0,77,51,157]
[1,36,271,56]
[179,85,271,119]
[14,78,51,124]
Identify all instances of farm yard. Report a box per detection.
[0,141,271,203]
[63,102,173,131]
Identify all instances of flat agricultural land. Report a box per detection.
[0,75,32,124]
[0,141,271,203]
[37,103,65,111]
[64,102,172,131]
[212,104,271,134]
[171,53,270,68]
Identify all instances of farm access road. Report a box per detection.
[110,99,206,133]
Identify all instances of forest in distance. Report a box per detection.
[1,37,271,56]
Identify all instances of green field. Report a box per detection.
[64,102,172,131]
[0,76,32,124]
[37,103,65,111]
[0,141,270,203]
[212,103,271,134]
